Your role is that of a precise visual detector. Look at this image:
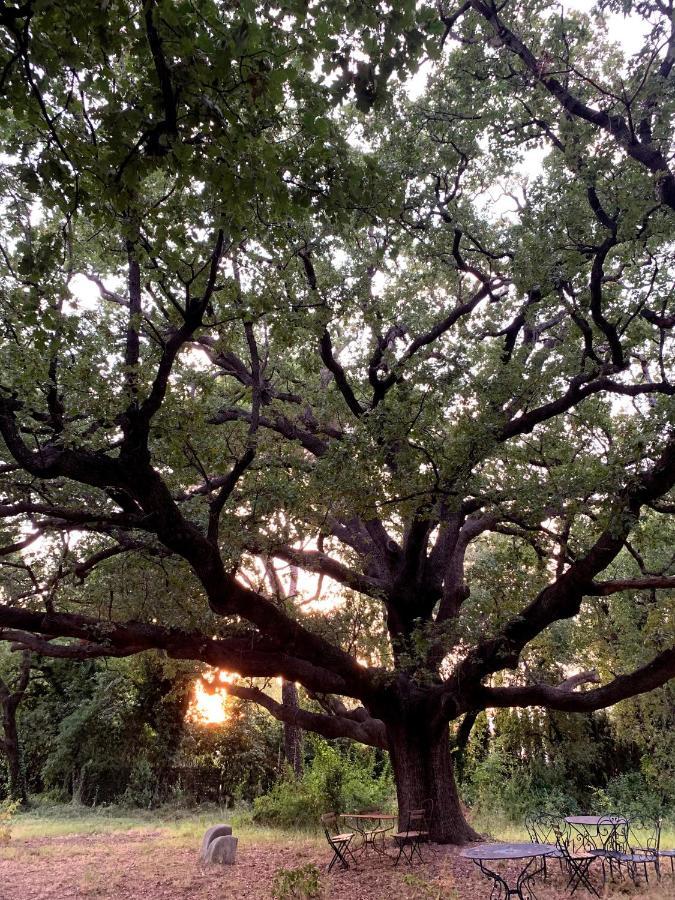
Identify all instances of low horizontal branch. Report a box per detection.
[0,605,354,697]
[476,647,675,713]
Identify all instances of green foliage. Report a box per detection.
[40,666,146,804]
[253,739,394,828]
[462,743,579,823]
[271,863,323,900]
[121,757,159,810]
[175,701,281,804]
[590,773,666,821]
[0,798,20,845]
[7,654,280,808]
[459,703,674,825]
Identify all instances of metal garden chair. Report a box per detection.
[553,823,601,896]
[591,815,629,884]
[656,820,675,878]
[605,815,660,885]
[392,808,428,866]
[658,845,675,876]
[320,813,358,872]
[524,812,566,880]
[419,799,438,856]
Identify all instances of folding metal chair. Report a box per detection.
[420,799,438,856]
[321,813,358,872]
[393,808,427,866]
[553,823,600,896]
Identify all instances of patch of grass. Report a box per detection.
[470,811,529,843]
[11,801,322,847]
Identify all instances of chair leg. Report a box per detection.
[568,859,599,897]
[327,840,350,872]
[394,838,419,867]
[347,843,360,869]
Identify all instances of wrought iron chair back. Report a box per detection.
[626,816,660,857]
[596,815,628,854]
[605,815,661,885]
[524,812,566,882]
[525,812,564,846]
[421,799,434,837]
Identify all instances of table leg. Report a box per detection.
[474,859,511,899]
[472,856,549,900]
[516,854,546,900]
[346,820,366,854]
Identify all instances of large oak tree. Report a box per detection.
[0,0,673,841]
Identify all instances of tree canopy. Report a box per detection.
[0,0,673,842]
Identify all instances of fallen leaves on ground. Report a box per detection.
[0,829,673,899]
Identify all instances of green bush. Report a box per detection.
[122,756,159,809]
[272,863,323,899]
[590,772,666,819]
[460,741,580,823]
[0,799,21,845]
[252,778,321,828]
[253,739,394,828]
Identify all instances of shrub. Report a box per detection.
[0,799,21,845]
[460,742,580,823]
[122,756,159,809]
[252,778,321,828]
[590,773,666,819]
[271,863,323,899]
[253,739,394,828]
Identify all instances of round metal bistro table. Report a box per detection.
[460,842,557,899]
[564,815,627,852]
[341,813,397,857]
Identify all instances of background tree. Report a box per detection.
[0,0,673,842]
[0,648,30,803]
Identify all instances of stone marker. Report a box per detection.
[199,824,233,863]
[206,834,238,865]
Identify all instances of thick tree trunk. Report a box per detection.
[281,681,303,776]
[1,710,26,804]
[386,718,479,844]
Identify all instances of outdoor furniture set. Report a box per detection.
[320,802,433,871]
[322,805,674,899]
[462,812,673,899]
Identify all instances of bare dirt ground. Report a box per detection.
[1,828,674,900]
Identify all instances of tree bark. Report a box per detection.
[386,718,479,844]
[1,703,26,803]
[281,680,303,776]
